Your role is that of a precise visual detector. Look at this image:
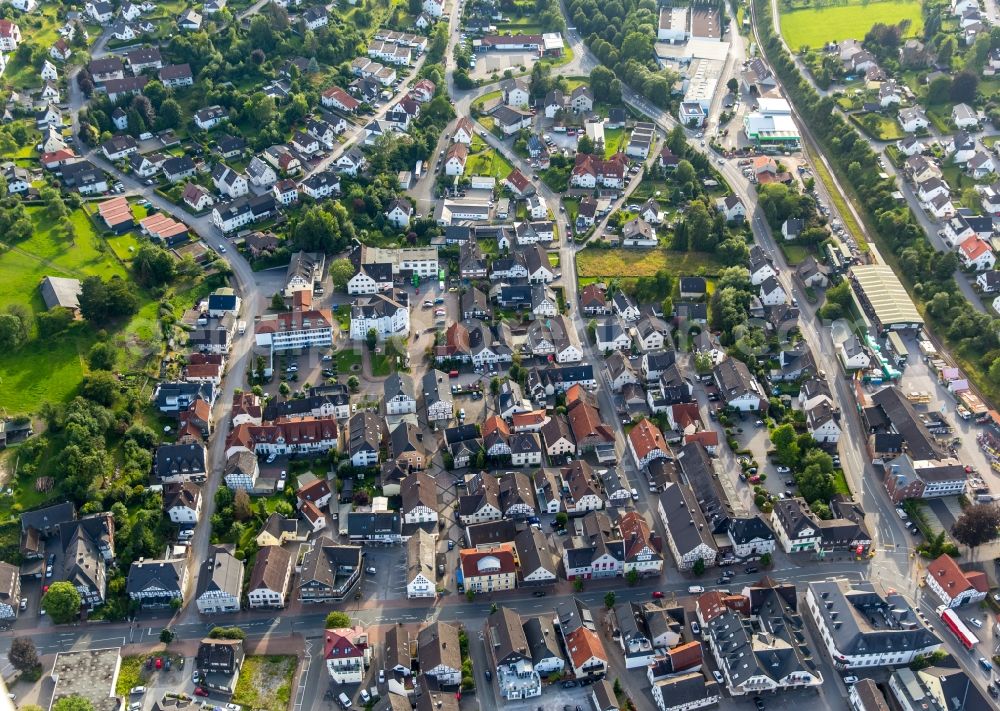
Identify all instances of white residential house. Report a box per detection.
[952,102,979,128]
[716,195,746,222]
[41,60,58,81]
[923,553,988,608]
[899,107,929,133]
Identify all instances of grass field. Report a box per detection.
[779,0,923,49]
[232,656,297,711]
[0,208,157,414]
[603,128,625,158]
[576,249,725,280]
[466,148,513,180]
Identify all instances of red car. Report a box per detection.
[748,475,761,484]
[652,591,664,599]
[194,688,208,698]
[155,658,162,670]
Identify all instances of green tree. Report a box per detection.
[233,488,252,521]
[157,99,182,130]
[555,512,568,528]
[0,312,28,350]
[42,582,81,624]
[329,258,355,291]
[770,423,800,467]
[692,558,705,576]
[759,552,772,567]
[53,698,94,711]
[9,637,39,672]
[160,628,175,644]
[88,342,118,371]
[325,611,351,628]
[270,293,286,310]
[132,244,177,287]
[604,591,616,608]
[366,328,377,350]
[625,568,639,586]
[951,504,1000,551]
[208,626,246,639]
[573,578,584,592]
[347,375,360,392]
[79,371,119,407]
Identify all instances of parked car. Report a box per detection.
[359,690,370,704]
[652,591,664,599]
[843,676,859,685]
[194,688,209,698]
[130,688,146,696]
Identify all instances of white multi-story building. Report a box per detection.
[405,529,437,598]
[923,553,988,608]
[246,545,292,609]
[323,627,370,684]
[805,581,940,669]
[349,293,409,340]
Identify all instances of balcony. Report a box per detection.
[497,668,540,699]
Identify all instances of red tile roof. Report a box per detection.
[564,626,607,669]
[628,419,667,461]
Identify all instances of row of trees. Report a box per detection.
[753,0,1000,393]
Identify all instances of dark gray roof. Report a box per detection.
[677,442,731,533]
[299,537,362,590]
[466,519,518,547]
[513,527,555,576]
[20,502,75,533]
[870,387,942,460]
[728,516,774,545]
[126,558,185,596]
[806,580,938,658]
[346,511,401,537]
[348,411,383,456]
[195,545,243,598]
[522,614,562,666]
[658,482,716,556]
[155,443,207,478]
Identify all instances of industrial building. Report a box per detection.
[743,97,800,146]
[849,265,924,334]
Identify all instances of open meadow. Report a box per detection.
[779,0,923,49]
[0,209,159,414]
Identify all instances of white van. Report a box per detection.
[338,693,351,709]
[688,585,705,594]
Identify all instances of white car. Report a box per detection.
[130,688,146,696]
[712,671,723,684]
[776,466,790,473]
[366,566,376,575]
[225,704,242,711]
[843,676,859,685]
[359,690,371,704]
[378,670,385,684]
[630,488,638,500]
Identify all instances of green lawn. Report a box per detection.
[780,244,810,264]
[471,90,502,114]
[576,249,725,280]
[336,348,362,374]
[604,128,625,158]
[779,0,923,49]
[370,351,393,377]
[107,233,143,263]
[231,656,297,711]
[466,148,514,180]
[0,208,160,414]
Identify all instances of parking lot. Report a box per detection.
[468,51,536,80]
